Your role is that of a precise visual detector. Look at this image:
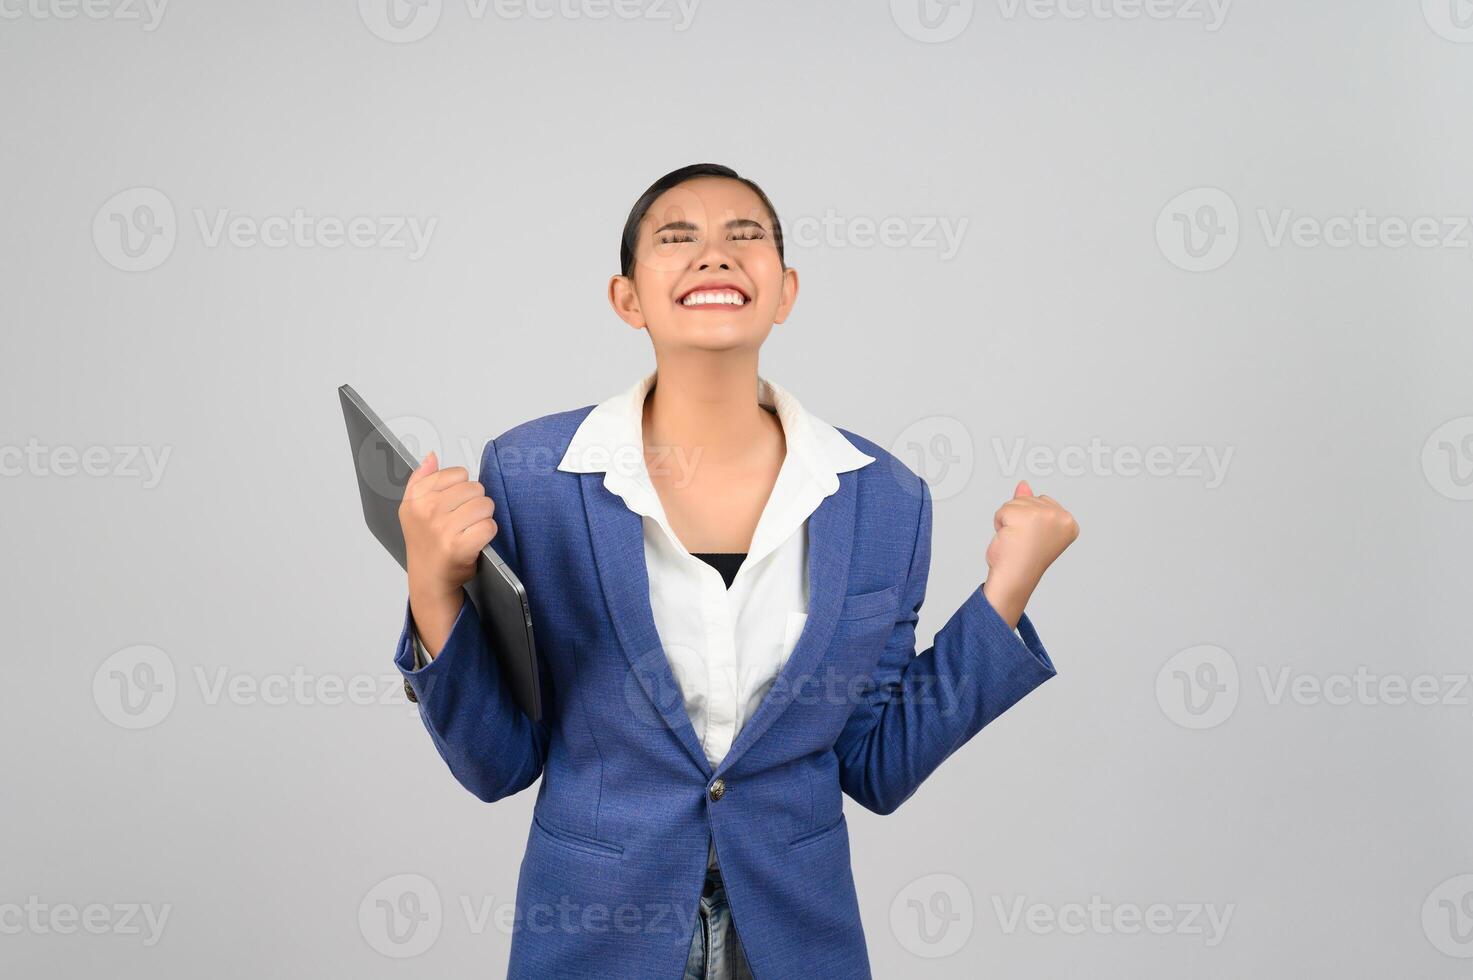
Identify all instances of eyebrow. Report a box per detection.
[652,218,769,235]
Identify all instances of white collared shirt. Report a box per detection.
[555,369,876,771]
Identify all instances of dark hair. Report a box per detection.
[618,163,785,278]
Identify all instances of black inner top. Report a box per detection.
[692,552,747,590]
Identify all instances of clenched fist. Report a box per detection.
[981,480,1078,629]
[399,451,498,657]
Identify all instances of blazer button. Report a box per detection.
[404,679,418,703]
[709,778,726,802]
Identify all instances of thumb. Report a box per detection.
[409,450,438,484]
[1014,479,1034,498]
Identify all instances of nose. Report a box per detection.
[693,235,733,272]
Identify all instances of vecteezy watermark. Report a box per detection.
[0,897,172,946]
[888,415,975,502]
[92,645,417,730]
[1157,186,1473,272]
[1422,0,1473,43]
[357,0,699,43]
[93,187,437,272]
[993,437,1234,488]
[544,440,704,489]
[93,645,177,730]
[93,187,176,272]
[0,439,171,488]
[1258,666,1473,710]
[891,873,975,958]
[358,872,693,957]
[1257,209,1473,252]
[890,0,975,43]
[1422,416,1473,501]
[1423,874,1473,958]
[1156,187,1240,272]
[360,874,442,958]
[994,0,1231,31]
[784,210,970,261]
[890,0,1229,43]
[1157,644,1473,730]
[0,0,168,30]
[991,895,1236,947]
[1156,644,1239,730]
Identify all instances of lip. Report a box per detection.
[676,281,751,308]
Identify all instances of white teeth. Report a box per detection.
[682,290,746,306]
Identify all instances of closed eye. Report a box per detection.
[653,217,771,247]
[657,230,766,245]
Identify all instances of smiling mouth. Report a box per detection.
[678,286,750,308]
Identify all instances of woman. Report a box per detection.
[395,163,1078,979]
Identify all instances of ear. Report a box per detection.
[772,266,800,324]
[608,274,647,330]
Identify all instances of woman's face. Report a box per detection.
[609,176,798,352]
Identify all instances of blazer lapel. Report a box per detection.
[581,471,714,778]
[714,470,857,780]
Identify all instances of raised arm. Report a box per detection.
[833,478,1074,815]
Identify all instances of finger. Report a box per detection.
[1037,494,1058,506]
[439,481,488,513]
[995,502,1020,532]
[425,466,470,491]
[404,451,439,497]
[458,517,498,550]
[448,496,495,533]
[1015,480,1034,498]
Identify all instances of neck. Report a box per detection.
[642,351,778,468]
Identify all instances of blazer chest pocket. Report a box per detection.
[837,584,901,622]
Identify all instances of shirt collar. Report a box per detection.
[557,368,875,566]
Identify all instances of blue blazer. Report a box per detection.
[395,405,1057,979]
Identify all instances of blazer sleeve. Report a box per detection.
[393,437,551,803]
[832,478,1057,815]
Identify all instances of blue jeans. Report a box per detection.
[683,863,754,979]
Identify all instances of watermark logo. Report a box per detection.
[358,414,444,503]
[889,415,974,502]
[93,188,438,272]
[359,0,443,43]
[891,872,974,957]
[785,210,970,260]
[993,894,1235,946]
[1259,665,1473,709]
[1160,187,1473,272]
[359,0,699,40]
[1159,648,1473,725]
[93,645,177,730]
[1156,187,1239,272]
[1155,644,1238,729]
[93,187,176,273]
[0,898,172,945]
[995,0,1231,31]
[1422,416,1473,501]
[1423,874,1473,957]
[93,644,419,729]
[1422,0,1473,42]
[621,644,695,732]
[0,0,169,30]
[993,437,1234,488]
[0,439,172,487]
[891,0,975,43]
[360,873,443,957]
